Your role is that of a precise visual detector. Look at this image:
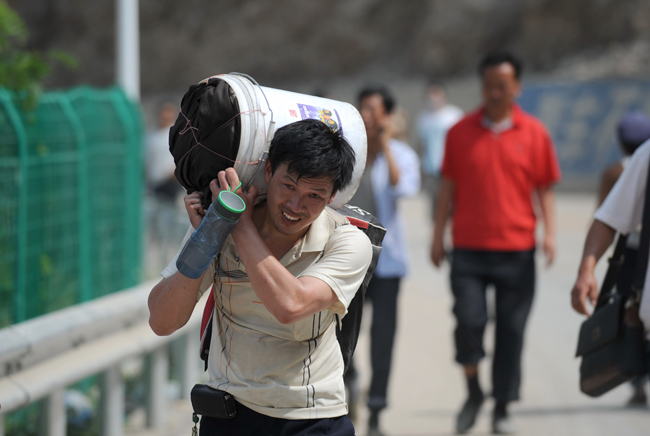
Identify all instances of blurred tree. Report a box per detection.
[0,0,76,109]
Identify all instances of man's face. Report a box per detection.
[359,94,387,137]
[481,62,520,115]
[428,86,447,110]
[159,104,177,128]
[264,161,336,237]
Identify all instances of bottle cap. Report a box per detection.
[215,190,246,221]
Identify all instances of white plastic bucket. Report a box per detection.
[201,73,367,210]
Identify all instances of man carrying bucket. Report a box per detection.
[148,119,373,436]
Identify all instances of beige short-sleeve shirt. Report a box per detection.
[162,207,373,419]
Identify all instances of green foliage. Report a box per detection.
[0,1,77,110]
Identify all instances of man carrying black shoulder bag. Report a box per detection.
[572,139,650,397]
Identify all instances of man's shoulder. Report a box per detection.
[515,106,549,133]
[316,208,372,260]
[448,110,482,134]
[323,207,351,228]
[633,139,650,162]
[441,104,464,119]
[388,138,417,156]
[322,207,373,241]
[618,140,650,182]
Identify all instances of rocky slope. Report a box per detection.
[8,0,650,96]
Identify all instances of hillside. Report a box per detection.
[8,0,650,96]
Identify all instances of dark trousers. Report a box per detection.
[365,276,401,410]
[450,249,535,402]
[199,402,355,436]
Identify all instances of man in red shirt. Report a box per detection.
[430,51,560,434]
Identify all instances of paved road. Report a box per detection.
[130,192,650,436]
[351,192,649,436]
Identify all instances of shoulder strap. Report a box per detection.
[631,151,650,302]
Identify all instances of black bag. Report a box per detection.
[190,384,237,419]
[334,204,386,375]
[575,156,650,397]
[169,77,242,211]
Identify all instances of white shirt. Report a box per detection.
[417,104,463,175]
[146,127,176,186]
[595,140,650,338]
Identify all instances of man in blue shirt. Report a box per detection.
[348,86,421,436]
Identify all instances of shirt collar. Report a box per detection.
[301,207,334,253]
[480,104,523,133]
[221,204,332,268]
[271,207,333,266]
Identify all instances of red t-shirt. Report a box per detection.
[441,105,561,251]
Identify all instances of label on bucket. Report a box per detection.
[233,81,365,210]
[290,103,344,135]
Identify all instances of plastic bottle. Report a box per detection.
[176,187,246,279]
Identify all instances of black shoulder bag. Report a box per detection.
[575,156,650,397]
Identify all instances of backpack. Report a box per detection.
[198,204,385,375]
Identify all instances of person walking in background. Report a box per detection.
[430,52,561,434]
[347,86,420,436]
[596,111,650,406]
[146,102,186,273]
[147,102,182,202]
[416,81,463,217]
[598,112,650,206]
[571,138,650,409]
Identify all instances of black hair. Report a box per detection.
[617,111,650,155]
[357,86,396,114]
[478,51,523,80]
[268,119,356,195]
[427,78,447,90]
[621,139,643,156]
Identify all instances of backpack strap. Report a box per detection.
[199,253,221,371]
[199,286,215,370]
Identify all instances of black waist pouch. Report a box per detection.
[190,384,237,419]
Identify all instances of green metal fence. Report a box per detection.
[0,86,143,327]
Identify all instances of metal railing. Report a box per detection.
[0,279,203,436]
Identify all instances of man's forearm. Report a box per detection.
[433,178,454,237]
[231,218,337,324]
[148,272,204,336]
[571,219,617,315]
[578,219,617,273]
[537,186,556,239]
[383,143,401,186]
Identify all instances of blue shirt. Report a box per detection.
[368,139,421,278]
